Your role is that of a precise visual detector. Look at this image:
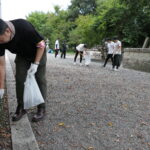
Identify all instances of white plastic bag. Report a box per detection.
[23,74,44,109]
[84,51,91,66]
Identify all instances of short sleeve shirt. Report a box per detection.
[76,44,85,52]
[0,19,44,59]
[114,40,122,54]
[55,40,60,49]
[107,42,114,54]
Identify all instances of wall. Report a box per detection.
[123,48,150,73]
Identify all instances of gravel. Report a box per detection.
[8,52,150,150]
[0,96,12,150]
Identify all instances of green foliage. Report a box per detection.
[26,11,48,34]
[26,0,150,48]
[95,0,150,47]
[46,10,74,48]
[68,15,98,47]
[68,0,97,21]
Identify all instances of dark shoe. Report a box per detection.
[12,109,27,121]
[32,108,45,122]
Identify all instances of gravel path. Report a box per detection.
[8,52,150,150]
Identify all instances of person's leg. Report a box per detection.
[116,54,121,69]
[103,54,109,67]
[32,51,47,122]
[55,50,56,57]
[110,54,113,66]
[74,50,78,62]
[61,52,63,58]
[64,50,66,59]
[119,54,123,66]
[113,55,117,69]
[55,50,58,58]
[12,55,30,121]
[80,51,83,63]
[62,51,65,59]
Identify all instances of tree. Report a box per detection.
[95,0,150,47]
[26,11,48,33]
[119,0,150,46]
[68,15,98,47]
[68,0,97,21]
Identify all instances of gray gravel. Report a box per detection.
[8,52,150,150]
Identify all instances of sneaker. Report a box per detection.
[73,62,76,65]
[114,68,117,71]
[80,63,82,66]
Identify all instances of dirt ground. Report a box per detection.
[0,96,12,150]
[8,52,150,150]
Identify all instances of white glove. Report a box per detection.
[27,63,38,75]
[0,89,4,99]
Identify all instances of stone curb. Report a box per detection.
[5,54,40,150]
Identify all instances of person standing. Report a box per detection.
[112,37,122,71]
[61,41,67,59]
[103,38,114,68]
[54,38,60,58]
[74,44,87,66]
[0,18,47,122]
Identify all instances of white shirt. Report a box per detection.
[107,41,114,54]
[55,40,60,49]
[114,40,122,54]
[76,44,85,52]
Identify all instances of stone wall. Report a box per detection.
[123,48,150,73]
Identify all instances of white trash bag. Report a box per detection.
[84,51,91,66]
[23,74,44,109]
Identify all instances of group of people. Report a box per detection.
[54,42,91,66]
[54,38,122,69]
[103,37,122,71]
[54,39,91,66]
[72,38,122,69]
[54,38,67,59]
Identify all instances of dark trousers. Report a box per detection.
[103,54,113,67]
[113,54,121,69]
[55,49,59,58]
[74,51,83,63]
[61,50,66,59]
[15,51,47,110]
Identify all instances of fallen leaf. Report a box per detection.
[107,122,113,127]
[114,138,120,142]
[122,104,128,109]
[87,146,94,150]
[147,143,150,147]
[140,121,148,126]
[58,122,65,126]
[89,123,95,126]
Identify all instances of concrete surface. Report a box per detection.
[5,53,40,150]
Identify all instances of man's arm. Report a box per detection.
[34,40,45,64]
[27,40,45,75]
[0,56,6,89]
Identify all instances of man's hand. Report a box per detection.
[0,89,4,99]
[27,63,39,75]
